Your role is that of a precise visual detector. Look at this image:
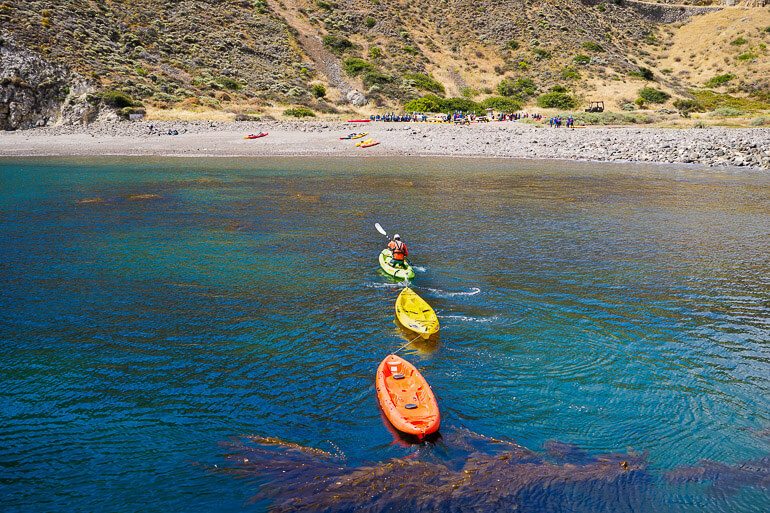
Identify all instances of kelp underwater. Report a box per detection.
[212,427,770,512]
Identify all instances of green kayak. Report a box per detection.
[378,248,415,280]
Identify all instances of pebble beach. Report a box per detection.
[1,120,769,169]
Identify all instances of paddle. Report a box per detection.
[375,222,389,239]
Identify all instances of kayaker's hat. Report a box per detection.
[394,234,400,240]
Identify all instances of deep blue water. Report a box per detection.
[1,157,769,512]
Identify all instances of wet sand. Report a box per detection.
[1,120,768,169]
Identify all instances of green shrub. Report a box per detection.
[704,73,735,87]
[343,58,375,76]
[369,47,382,59]
[365,17,376,28]
[508,40,520,50]
[532,48,551,60]
[629,67,654,81]
[402,95,484,115]
[283,107,316,117]
[692,89,770,111]
[253,0,267,13]
[442,97,484,114]
[362,70,393,88]
[582,41,604,52]
[573,54,590,64]
[536,92,577,109]
[710,107,744,117]
[673,99,704,118]
[403,94,443,112]
[311,84,326,98]
[497,77,536,98]
[101,90,134,108]
[750,116,769,126]
[737,53,756,61]
[561,66,581,80]
[730,37,747,46]
[316,1,332,9]
[218,77,241,91]
[322,34,352,53]
[481,97,522,112]
[635,97,645,107]
[402,46,418,54]
[597,4,606,11]
[692,120,709,129]
[550,85,567,93]
[557,111,657,125]
[639,87,670,103]
[403,72,445,94]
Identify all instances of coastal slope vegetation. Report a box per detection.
[1,0,769,125]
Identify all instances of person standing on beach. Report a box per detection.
[388,234,409,268]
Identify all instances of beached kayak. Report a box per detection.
[395,288,439,339]
[348,119,370,122]
[376,354,440,439]
[379,249,415,280]
[360,140,379,148]
[355,138,374,147]
[350,132,368,139]
[243,132,268,139]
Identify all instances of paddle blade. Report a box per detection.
[375,223,387,236]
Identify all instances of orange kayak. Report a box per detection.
[375,354,440,438]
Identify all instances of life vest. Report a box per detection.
[388,239,407,261]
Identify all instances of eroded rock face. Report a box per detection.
[0,40,100,130]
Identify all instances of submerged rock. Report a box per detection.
[218,429,651,513]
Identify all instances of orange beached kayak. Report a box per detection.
[376,354,440,438]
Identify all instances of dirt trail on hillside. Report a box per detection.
[268,1,353,98]
[297,33,351,95]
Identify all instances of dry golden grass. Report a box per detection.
[145,107,237,122]
[658,8,770,89]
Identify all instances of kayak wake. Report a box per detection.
[423,287,481,298]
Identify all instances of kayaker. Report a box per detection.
[388,234,408,268]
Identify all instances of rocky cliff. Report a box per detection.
[0,37,108,130]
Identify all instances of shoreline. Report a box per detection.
[1,120,768,170]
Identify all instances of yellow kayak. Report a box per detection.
[395,288,439,339]
[355,138,374,147]
[350,132,368,139]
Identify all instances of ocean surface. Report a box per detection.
[1,156,769,512]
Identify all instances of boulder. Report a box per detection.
[346,89,367,107]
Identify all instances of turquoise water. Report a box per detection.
[1,157,769,512]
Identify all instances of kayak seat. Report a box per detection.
[393,374,405,380]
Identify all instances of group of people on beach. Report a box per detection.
[549,116,576,128]
[373,111,545,124]
[146,124,184,135]
[496,112,542,121]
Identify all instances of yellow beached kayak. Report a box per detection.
[395,288,439,339]
[350,132,368,139]
[356,138,374,147]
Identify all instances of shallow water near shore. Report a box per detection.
[1,156,770,512]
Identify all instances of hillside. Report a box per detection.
[1,0,769,127]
